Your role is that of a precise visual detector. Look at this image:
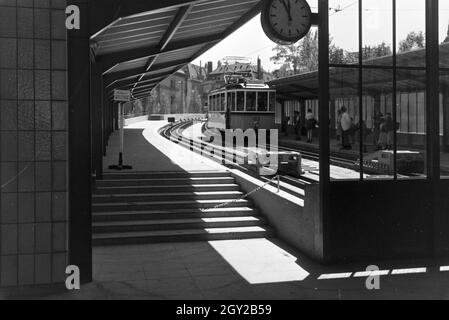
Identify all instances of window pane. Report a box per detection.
[236,91,244,111]
[221,93,225,111]
[363,68,394,180]
[269,92,276,112]
[440,72,449,177]
[362,0,393,66]
[396,0,426,67]
[439,0,449,68]
[329,0,359,64]
[246,92,256,111]
[330,67,361,180]
[258,92,268,112]
[397,69,427,178]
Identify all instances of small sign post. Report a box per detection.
[109,90,133,171]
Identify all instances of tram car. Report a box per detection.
[206,75,277,132]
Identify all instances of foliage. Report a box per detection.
[398,31,425,53]
[271,29,431,78]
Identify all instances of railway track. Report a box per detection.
[159,120,318,198]
[161,121,424,196]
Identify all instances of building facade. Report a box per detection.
[145,64,207,115]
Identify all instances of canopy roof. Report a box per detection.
[92,0,264,100]
[269,43,449,101]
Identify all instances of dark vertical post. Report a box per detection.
[329,99,336,138]
[426,0,440,256]
[90,62,104,179]
[318,0,330,261]
[426,0,440,180]
[67,0,92,283]
[103,83,108,155]
[393,0,398,180]
[358,0,364,179]
[300,99,306,129]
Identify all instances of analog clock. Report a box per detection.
[261,0,313,45]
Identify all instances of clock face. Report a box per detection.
[261,0,312,44]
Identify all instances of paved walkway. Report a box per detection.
[3,239,449,300]
[103,121,223,172]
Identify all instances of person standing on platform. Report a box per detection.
[336,109,343,146]
[305,109,317,144]
[294,111,302,141]
[384,113,394,150]
[282,116,290,137]
[373,111,383,147]
[340,106,353,150]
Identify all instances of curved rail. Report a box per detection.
[160,121,315,198]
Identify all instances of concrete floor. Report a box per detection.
[103,121,223,172]
[3,238,449,300]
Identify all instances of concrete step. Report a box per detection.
[94,184,241,194]
[92,226,274,246]
[92,207,259,222]
[92,199,252,212]
[92,191,244,203]
[102,171,231,180]
[96,177,236,187]
[92,216,264,233]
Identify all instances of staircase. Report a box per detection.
[92,171,274,246]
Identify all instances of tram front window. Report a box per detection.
[269,92,276,112]
[212,95,216,111]
[237,92,244,111]
[246,92,256,111]
[221,93,226,111]
[227,92,235,111]
[258,92,268,112]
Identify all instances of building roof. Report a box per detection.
[210,62,256,75]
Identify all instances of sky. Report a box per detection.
[193,0,449,73]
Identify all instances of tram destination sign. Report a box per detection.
[114,89,131,102]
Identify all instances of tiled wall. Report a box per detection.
[0,0,68,287]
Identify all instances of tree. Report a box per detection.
[273,63,293,78]
[440,24,449,43]
[329,44,346,64]
[270,44,303,74]
[270,30,361,73]
[270,30,319,73]
[270,31,396,76]
[299,31,319,72]
[362,42,392,60]
[399,31,425,53]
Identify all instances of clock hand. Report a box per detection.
[281,0,293,21]
[287,0,293,21]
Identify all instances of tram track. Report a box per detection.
[161,120,421,190]
[160,121,308,198]
[159,120,352,198]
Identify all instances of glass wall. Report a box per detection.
[328,0,427,181]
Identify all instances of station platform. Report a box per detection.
[103,121,223,173]
[280,133,366,160]
[281,133,449,175]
